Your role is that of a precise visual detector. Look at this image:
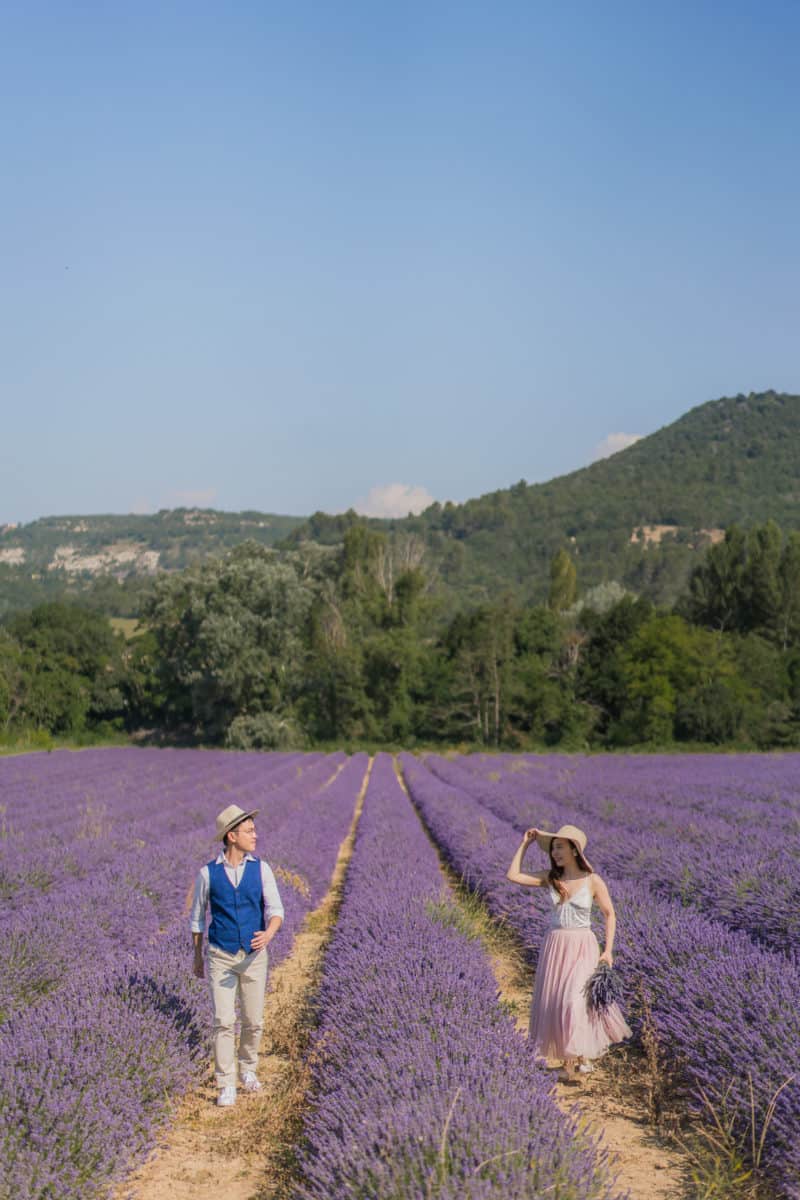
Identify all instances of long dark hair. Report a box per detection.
[548,839,592,902]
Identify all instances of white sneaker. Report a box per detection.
[577,1062,595,1074]
[217,1085,237,1106]
[241,1071,262,1093]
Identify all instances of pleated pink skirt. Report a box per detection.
[529,928,632,1061]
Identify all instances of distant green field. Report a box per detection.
[110,617,141,639]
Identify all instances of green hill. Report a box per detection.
[2,390,798,617]
[0,508,303,567]
[0,508,305,617]
[285,389,800,605]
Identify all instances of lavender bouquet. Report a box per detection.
[583,962,626,1015]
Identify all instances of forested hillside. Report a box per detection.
[2,391,798,618]
[0,508,304,617]
[286,390,800,605]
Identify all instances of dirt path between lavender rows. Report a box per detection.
[115,757,373,1200]
[393,759,692,1200]
[485,939,690,1200]
[118,753,689,1200]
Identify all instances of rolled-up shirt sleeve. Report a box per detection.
[189,865,210,934]
[261,861,284,923]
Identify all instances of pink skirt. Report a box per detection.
[529,928,632,1061]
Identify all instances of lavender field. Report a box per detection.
[0,748,365,1199]
[401,751,800,1200]
[2,748,799,1199]
[294,754,619,1199]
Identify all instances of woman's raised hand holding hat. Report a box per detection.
[532,824,594,872]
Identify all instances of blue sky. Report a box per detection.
[2,1,798,524]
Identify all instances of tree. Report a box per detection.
[548,549,577,613]
[301,579,375,742]
[0,632,23,732]
[681,525,748,632]
[8,602,120,681]
[742,521,782,636]
[5,603,126,733]
[777,532,800,651]
[576,596,654,738]
[17,656,90,733]
[729,633,798,747]
[437,602,517,745]
[142,543,314,741]
[117,629,168,731]
[613,614,744,744]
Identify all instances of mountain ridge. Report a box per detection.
[2,389,798,613]
[283,389,799,604]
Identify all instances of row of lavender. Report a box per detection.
[0,749,343,1020]
[424,753,800,958]
[0,747,367,1200]
[293,754,621,1200]
[0,748,319,909]
[400,754,800,1200]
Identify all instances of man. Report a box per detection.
[190,803,284,1106]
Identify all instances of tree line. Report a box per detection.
[1,520,799,750]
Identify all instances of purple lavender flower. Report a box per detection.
[400,752,800,1200]
[583,963,626,1015]
[0,747,364,1199]
[293,754,621,1199]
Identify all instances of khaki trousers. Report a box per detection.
[207,944,269,1088]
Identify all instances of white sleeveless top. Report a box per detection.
[548,876,593,930]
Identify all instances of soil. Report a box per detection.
[117,755,690,1200]
[115,758,372,1200]
[486,928,691,1199]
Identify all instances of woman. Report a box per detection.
[507,822,631,1084]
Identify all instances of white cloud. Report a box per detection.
[161,488,219,509]
[590,432,642,462]
[354,483,436,519]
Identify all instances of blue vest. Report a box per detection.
[207,857,265,953]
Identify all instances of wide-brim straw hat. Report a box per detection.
[215,804,259,841]
[535,824,593,871]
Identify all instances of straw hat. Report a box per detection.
[534,824,593,870]
[215,804,259,841]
